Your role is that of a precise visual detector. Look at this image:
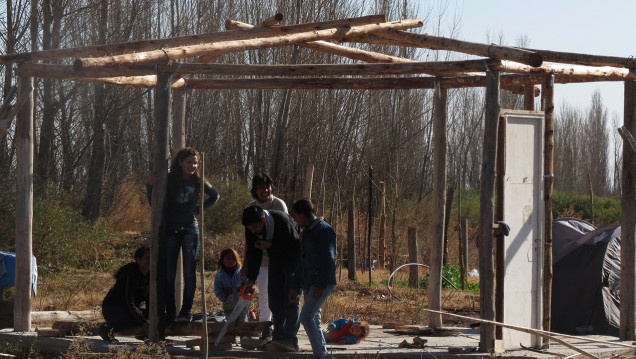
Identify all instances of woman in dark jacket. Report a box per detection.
[99,246,150,343]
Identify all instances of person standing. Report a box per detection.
[246,173,287,342]
[146,147,220,323]
[242,205,301,352]
[289,200,337,359]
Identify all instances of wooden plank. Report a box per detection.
[73,20,423,70]
[428,85,447,328]
[542,75,555,342]
[14,76,34,332]
[0,14,388,64]
[478,69,500,352]
[374,30,542,67]
[620,79,636,340]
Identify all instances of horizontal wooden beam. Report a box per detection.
[0,14,387,64]
[74,19,423,70]
[225,19,418,64]
[20,59,503,78]
[526,47,636,69]
[500,61,635,81]
[373,29,543,67]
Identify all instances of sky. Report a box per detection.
[418,0,635,120]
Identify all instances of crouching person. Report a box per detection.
[324,318,370,344]
[99,246,150,343]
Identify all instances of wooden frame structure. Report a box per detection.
[2,13,636,351]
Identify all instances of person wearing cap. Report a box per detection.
[242,205,301,352]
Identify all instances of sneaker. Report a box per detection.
[176,313,192,322]
[98,324,119,344]
[272,338,298,352]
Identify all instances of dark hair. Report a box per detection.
[217,248,242,269]
[250,173,274,199]
[242,205,265,226]
[134,246,150,260]
[169,147,201,198]
[291,199,315,219]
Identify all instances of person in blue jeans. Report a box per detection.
[146,147,220,324]
[289,199,337,359]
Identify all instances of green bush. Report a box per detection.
[205,177,252,235]
[552,191,620,225]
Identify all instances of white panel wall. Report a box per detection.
[501,112,544,349]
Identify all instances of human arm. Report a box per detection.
[202,180,220,209]
[213,273,228,303]
[329,318,348,331]
[145,173,162,204]
[310,222,337,290]
[244,229,263,282]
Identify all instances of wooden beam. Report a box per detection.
[0,14,388,64]
[542,74,555,341]
[374,30,542,67]
[14,76,34,332]
[148,72,173,342]
[479,69,500,352]
[620,79,636,340]
[225,19,418,64]
[526,47,636,69]
[255,13,284,27]
[429,83,447,328]
[74,19,423,70]
[500,61,635,81]
[524,86,535,110]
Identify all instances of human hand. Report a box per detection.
[146,173,162,186]
[254,240,272,250]
[288,289,300,303]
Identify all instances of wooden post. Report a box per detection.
[14,76,34,332]
[620,79,636,341]
[479,69,500,352]
[587,173,594,225]
[367,167,373,286]
[408,227,418,288]
[199,152,208,358]
[495,112,506,340]
[524,85,535,111]
[461,218,468,290]
[348,199,356,281]
[542,74,555,340]
[429,83,447,328]
[149,72,172,342]
[443,186,454,266]
[378,181,386,269]
[172,89,186,322]
[303,164,314,201]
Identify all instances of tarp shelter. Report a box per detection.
[551,218,621,336]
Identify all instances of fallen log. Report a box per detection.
[31,310,100,324]
[0,14,387,64]
[74,19,423,70]
[373,29,543,67]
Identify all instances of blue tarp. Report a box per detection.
[0,251,37,299]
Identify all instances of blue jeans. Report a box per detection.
[165,226,199,319]
[299,284,335,359]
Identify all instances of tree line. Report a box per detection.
[0,0,620,229]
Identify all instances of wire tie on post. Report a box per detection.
[483,59,495,81]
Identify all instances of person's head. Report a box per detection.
[291,199,316,228]
[134,246,151,276]
[242,205,266,235]
[217,248,242,269]
[170,147,200,180]
[250,173,275,202]
[350,321,370,340]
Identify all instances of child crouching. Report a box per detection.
[323,318,369,344]
[213,248,248,322]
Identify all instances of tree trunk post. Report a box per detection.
[378,181,386,269]
[429,83,447,328]
[620,79,636,341]
[172,89,186,321]
[14,75,34,332]
[408,227,418,288]
[542,74,555,340]
[479,69,500,352]
[524,85,535,111]
[303,164,314,201]
[461,218,468,290]
[367,167,373,286]
[348,199,356,281]
[443,186,454,266]
[199,152,208,358]
[149,72,172,342]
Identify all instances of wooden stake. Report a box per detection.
[429,83,447,328]
[408,227,418,288]
[199,152,208,358]
[620,79,636,340]
[542,75,555,341]
[74,19,423,70]
[479,69,500,351]
[347,199,356,281]
[14,76,34,332]
[377,181,386,269]
[374,30,542,67]
[367,167,373,286]
[0,14,388,64]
